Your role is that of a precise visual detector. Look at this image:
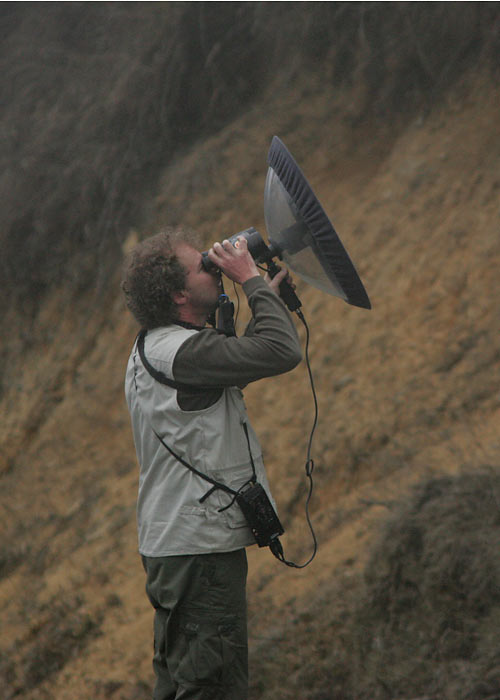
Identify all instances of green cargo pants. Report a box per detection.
[142,549,248,700]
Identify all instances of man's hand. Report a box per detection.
[207,237,260,285]
[264,266,296,297]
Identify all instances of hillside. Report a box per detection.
[1,4,500,699]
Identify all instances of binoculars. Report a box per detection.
[201,227,301,312]
[200,227,280,273]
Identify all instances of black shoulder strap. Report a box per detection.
[137,329,218,394]
[132,329,238,503]
[152,427,238,500]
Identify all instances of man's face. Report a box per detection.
[174,243,221,319]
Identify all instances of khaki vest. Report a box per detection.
[125,325,276,556]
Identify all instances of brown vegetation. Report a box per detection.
[1,3,500,699]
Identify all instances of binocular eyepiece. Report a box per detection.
[201,227,278,272]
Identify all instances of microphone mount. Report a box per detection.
[201,135,370,312]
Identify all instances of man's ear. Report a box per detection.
[173,290,188,306]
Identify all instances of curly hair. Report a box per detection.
[121,227,202,329]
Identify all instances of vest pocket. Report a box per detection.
[211,462,256,530]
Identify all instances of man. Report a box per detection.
[122,226,301,699]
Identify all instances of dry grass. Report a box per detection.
[249,471,500,699]
[1,595,102,699]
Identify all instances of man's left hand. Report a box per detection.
[264,266,296,297]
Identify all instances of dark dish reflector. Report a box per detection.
[264,136,371,309]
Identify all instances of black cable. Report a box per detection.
[232,280,241,328]
[233,264,319,567]
[272,307,318,569]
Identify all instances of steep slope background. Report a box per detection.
[1,3,500,699]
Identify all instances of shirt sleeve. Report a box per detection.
[172,275,302,387]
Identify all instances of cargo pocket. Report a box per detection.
[175,614,244,688]
[152,608,168,674]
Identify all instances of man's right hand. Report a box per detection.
[207,237,261,285]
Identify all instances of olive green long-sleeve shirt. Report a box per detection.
[171,275,302,410]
